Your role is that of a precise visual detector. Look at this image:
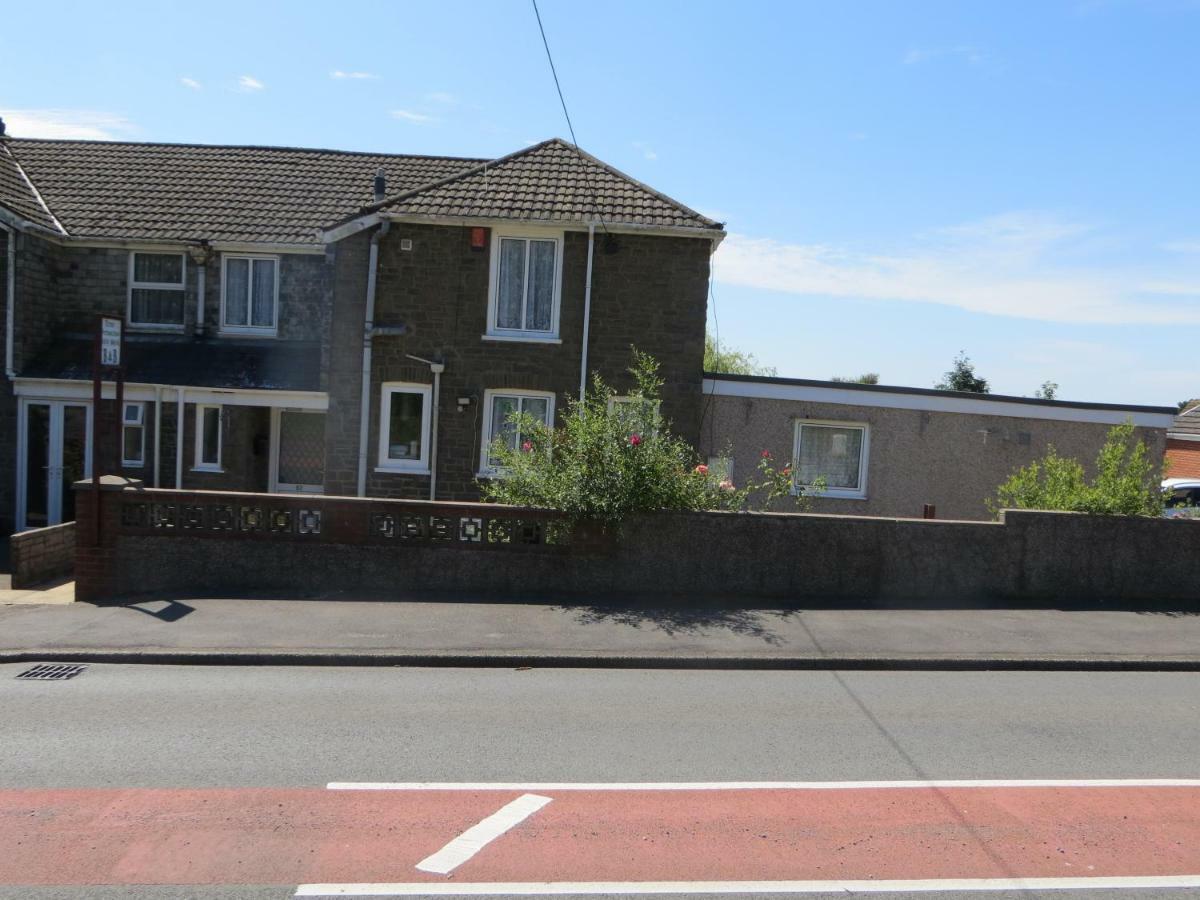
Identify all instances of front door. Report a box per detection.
[19,400,92,530]
[270,409,326,493]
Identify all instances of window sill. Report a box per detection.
[121,461,145,469]
[481,333,562,345]
[795,489,868,500]
[219,328,279,339]
[191,466,225,474]
[375,466,431,476]
[127,324,186,334]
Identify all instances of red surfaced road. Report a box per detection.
[1,787,1199,885]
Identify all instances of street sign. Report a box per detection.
[100,317,122,367]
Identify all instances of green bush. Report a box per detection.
[481,350,818,527]
[989,420,1166,517]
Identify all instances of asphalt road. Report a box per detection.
[2,664,1199,899]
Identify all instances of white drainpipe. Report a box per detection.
[153,386,163,487]
[356,222,390,497]
[4,224,15,378]
[175,387,185,489]
[578,221,596,401]
[195,260,206,335]
[406,353,444,501]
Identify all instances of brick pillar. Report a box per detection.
[73,476,143,605]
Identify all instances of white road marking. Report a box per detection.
[414,793,552,875]
[295,875,1200,896]
[327,778,1200,791]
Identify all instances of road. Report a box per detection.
[2,664,1199,898]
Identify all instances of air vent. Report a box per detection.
[15,664,87,681]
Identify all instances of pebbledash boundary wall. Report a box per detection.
[73,478,1200,608]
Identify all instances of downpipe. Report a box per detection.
[356,222,390,497]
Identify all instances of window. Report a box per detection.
[121,402,145,467]
[480,390,555,474]
[609,396,661,436]
[792,420,869,499]
[377,383,432,473]
[221,255,279,334]
[194,404,223,472]
[706,456,733,484]
[486,232,562,340]
[128,252,186,329]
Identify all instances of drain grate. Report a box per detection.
[15,664,87,681]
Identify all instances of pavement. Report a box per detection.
[1,591,1199,668]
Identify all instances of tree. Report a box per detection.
[989,421,1165,518]
[1034,381,1059,400]
[704,334,777,376]
[482,350,813,527]
[831,373,880,385]
[935,352,990,393]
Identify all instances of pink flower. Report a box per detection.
[719,479,735,491]
[760,449,772,459]
[521,441,533,452]
[782,466,792,476]
[629,433,642,446]
[694,464,709,476]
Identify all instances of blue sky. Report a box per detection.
[3,0,1198,405]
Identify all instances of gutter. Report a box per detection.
[3,224,13,378]
[355,222,391,497]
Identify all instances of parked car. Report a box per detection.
[1163,478,1200,518]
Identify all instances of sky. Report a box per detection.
[2,0,1198,406]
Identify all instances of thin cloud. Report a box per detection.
[331,70,378,80]
[237,75,265,92]
[633,141,657,161]
[426,91,457,104]
[180,77,202,90]
[714,213,1200,326]
[1,109,135,140]
[391,109,436,125]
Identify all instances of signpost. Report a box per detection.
[91,316,125,543]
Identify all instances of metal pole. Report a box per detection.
[91,317,102,544]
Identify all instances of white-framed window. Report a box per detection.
[193,404,223,472]
[609,395,662,435]
[377,383,433,473]
[792,419,869,499]
[121,402,145,467]
[485,230,563,341]
[479,389,556,474]
[128,251,186,329]
[706,455,733,484]
[221,254,279,334]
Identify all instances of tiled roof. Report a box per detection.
[372,139,723,231]
[1172,402,1200,437]
[0,142,60,231]
[1,138,485,245]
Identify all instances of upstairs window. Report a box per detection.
[128,252,186,329]
[487,232,562,340]
[793,420,869,499]
[221,255,279,334]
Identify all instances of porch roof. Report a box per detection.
[21,336,322,392]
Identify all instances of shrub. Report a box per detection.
[481,350,818,527]
[989,420,1166,517]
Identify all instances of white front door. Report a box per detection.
[269,408,326,493]
[17,399,93,531]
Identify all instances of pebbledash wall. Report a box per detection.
[323,225,711,501]
[75,480,1200,607]
[700,375,1177,522]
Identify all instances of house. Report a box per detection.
[1166,401,1200,479]
[699,374,1177,521]
[0,125,724,533]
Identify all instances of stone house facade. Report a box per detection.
[0,131,722,533]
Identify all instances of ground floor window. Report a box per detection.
[480,390,555,474]
[793,419,869,498]
[194,404,223,472]
[122,402,145,467]
[378,383,432,473]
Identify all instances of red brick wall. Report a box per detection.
[1167,439,1200,479]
